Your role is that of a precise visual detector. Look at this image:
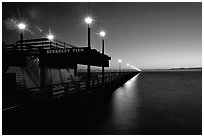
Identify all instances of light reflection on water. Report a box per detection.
[112,73,140,116]
[99,71,201,134]
[103,73,141,133]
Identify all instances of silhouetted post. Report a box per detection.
[84,17,93,90]
[20,32,23,50]
[39,49,46,90]
[74,64,78,76]
[40,66,46,90]
[102,38,105,85]
[99,31,106,86]
[87,24,91,90]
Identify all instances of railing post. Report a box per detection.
[39,49,46,91]
[40,66,45,90]
[20,32,23,51]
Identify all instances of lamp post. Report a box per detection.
[127,63,130,72]
[100,31,105,85]
[118,59,122,73]
[17,23,26,50]
[85,17,93,90]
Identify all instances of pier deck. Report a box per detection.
[3,72,139,135]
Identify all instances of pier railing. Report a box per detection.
[25,72,137,101]
[3,71,138,110]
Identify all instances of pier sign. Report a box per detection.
[46,48,88,54]
[39,47,110,67]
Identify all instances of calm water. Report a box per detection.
[89,71,202,135]
[4,71,202,135]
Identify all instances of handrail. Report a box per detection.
[15,38,78,50]
[26,72,135,92]
[53,39,77,48]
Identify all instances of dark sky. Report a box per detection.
[2,2,202,70]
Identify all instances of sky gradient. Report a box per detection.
[2,2,202,70]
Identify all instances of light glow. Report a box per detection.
[47,33,54,40]
[127,64,130,66]
[118,59,122,63]
[18,23,26,30]
[100,31,106,37]
[85,17,93,24]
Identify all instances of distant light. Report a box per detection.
[100,31,106,37]
[127,64,130,66]
[85,17,93,24]
[18,23,26,30]
[118,59,122,63]
[47,33,54,40]
[131,66,141,71]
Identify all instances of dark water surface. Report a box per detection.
[85,71,201,135]
[95,71,202,134]
[3,71,202,135]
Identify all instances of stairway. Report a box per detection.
[14,67,26,91]
[6,66,25,90]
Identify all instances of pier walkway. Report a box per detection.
[3,71,139,109]
[3,71,139,134]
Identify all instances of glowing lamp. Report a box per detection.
[85,17,93,24]
[100,31,106,37]
[118,59,122,63]
[18,23,26,30]
[127,64,130,66]
[47,34,54,40]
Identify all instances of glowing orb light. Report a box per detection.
[100,31,106,37]
[18,23,26,30]
[85,17,93,24]
[47,34,54,40]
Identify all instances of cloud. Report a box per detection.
[4,18,18,30]
[29,9,40,19]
